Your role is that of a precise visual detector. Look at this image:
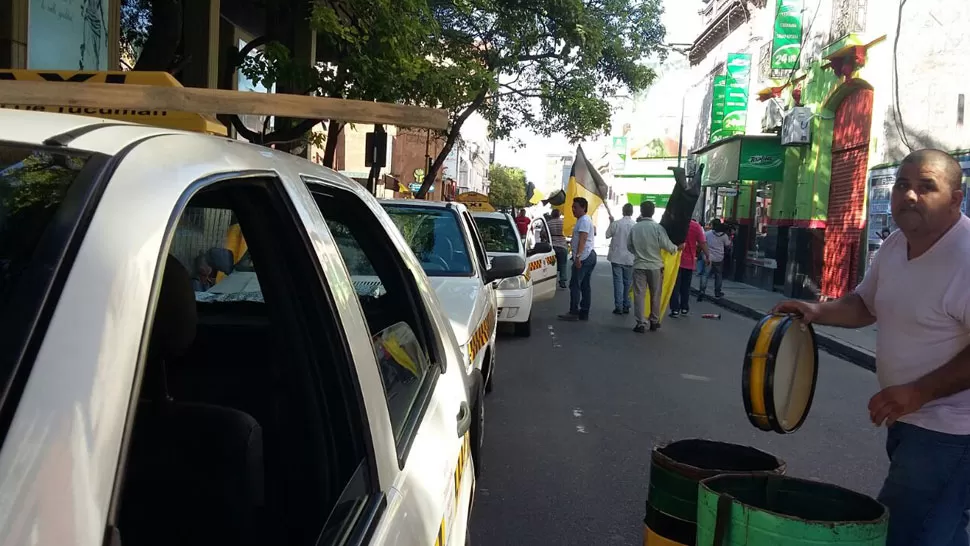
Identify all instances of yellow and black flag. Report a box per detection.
[563,145,612,235]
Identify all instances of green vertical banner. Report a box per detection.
[709,75,727,143]
[771,0,803,70]
[723,53,752,137]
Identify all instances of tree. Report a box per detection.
[487,164,527,208]
[413,0,666,198]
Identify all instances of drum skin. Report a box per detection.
[743,314,819,434]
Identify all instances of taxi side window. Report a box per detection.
[528,218,551,254]
[305,180,441,455]
[115,177,375,546]
[461,210,490,275]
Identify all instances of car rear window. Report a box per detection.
[382,205,473,277]
[473,215,521,254]
[0,145,89,312]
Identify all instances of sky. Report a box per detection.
[492,0,701,188]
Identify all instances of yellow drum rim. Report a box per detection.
[742,314,819,434]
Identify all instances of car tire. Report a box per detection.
[468,370,486,478]
[514,316,532,337]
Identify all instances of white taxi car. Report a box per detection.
[0,109,519,546]
[472,212,557,336]
[382,201,522,393]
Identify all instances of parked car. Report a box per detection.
[381,201,523,392]
[471,211,556,336]
[0,108,487,546]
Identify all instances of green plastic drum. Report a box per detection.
[644,439,785,546]
[696,473,888,545]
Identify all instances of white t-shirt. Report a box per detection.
[705,230,732,262]
[571,214,595,261]
[855,215,970,435]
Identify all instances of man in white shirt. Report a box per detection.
[606,203,636,315]
[774,149,970,546]
[698,219,731,300]
[559,197,597,321]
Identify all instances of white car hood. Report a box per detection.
[428,276,486,346]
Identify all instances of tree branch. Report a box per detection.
[415,87,490,199]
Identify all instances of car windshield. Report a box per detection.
[473,215,521,254]
[383,205,473,276]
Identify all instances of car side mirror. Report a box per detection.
[485,255,525,283]
[528,242,552,256]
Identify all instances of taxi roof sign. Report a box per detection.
[0,72,450,131]
[456,191,495,212]
[0,70,228,136]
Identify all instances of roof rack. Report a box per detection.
[0,70,450,134]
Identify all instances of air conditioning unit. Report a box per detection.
[781,106,813,146]
[761,97,785,133]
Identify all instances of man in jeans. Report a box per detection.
[669,218,710,317]
[605,203,636,314]
[628,201,678,332]
[547,209,569,289]
[775,150,970,546]
[698,219,731,300]
[558,198,596,321]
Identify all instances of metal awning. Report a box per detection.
[691,134,786,186]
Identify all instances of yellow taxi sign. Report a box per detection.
[456,191,495,212]
[0,70,228,136]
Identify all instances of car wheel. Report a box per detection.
[514,316,532,337]
[469,370,485,478]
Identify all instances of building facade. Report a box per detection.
[682,0,970,300]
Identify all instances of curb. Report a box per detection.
[690,288,876,372]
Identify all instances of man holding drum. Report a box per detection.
[774,149,970,546]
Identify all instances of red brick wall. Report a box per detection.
[392,128,447,200]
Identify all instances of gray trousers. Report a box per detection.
[633,268,663,324]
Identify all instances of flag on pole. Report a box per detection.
[563,145,612,235]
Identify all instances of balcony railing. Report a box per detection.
[829,0,867,43]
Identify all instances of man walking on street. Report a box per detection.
[514,209,530,239]
[670,218,710,317]
[773,149,970,546]
[606,203,636,314]
[558,198,597,321]
[698,219,731,300]
[547,209,569,289]
[628,201,679,333]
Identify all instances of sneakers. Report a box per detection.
[669,310,680,318]
[558,313,579,321]
[622,308,631,314]
[633,323,646,333]
[612,308,624,315]
[714,292,725,299]
[680,309,690,317]
[650,321,660,331]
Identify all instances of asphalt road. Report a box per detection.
[471,260,888,546]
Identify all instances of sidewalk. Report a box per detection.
[690,276,877,371]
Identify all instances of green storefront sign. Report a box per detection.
[627,193,670,207]
[738,137,785,181]
[709,75,727,143]
[723,53,751,137]
[771,0,803,70]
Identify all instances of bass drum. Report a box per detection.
[743,314,819,434]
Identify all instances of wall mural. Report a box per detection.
[28,0,109,70]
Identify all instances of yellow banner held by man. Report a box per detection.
[562,145,611,235]
[0,69,228,136]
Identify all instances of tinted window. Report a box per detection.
[0,146,88,311]
[383,205,473,276]
[474,215,521,254]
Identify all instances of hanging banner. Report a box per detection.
[771,0,803,70]
[709,75,727,143]
[723,53,752,137]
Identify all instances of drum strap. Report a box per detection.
[712,493,733,545]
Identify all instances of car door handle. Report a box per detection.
[456,401,472,437]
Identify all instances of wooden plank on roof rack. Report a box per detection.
[0,80,450,130]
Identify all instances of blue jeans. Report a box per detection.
[569,251,597,315]
[878,422,970,546]
[554,246,568,285]
[669,267,694,312]
[611,263,633,311]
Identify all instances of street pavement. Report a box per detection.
[470,261,888,545]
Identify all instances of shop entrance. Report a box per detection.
[821,87,873,300]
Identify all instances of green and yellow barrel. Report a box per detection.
[696,472,888,545]
[743,314,819,434]
[643,439,785,546]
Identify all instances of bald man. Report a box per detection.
[775,149,970,545]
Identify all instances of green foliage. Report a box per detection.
[120,0,152,63]
[487,164,527,208]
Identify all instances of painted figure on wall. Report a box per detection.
[80,0,106,70]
